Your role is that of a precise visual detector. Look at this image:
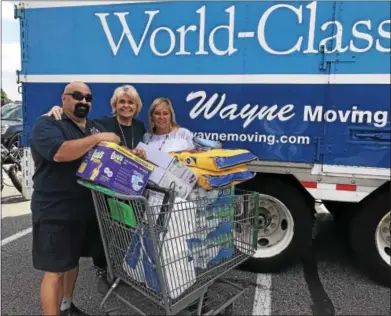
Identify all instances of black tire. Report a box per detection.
[323,201,356,239]
[349,189,390,288]
[8,165,22,194]
[323,201,353,217]
[242,177,314,272]
[7,132,21,149]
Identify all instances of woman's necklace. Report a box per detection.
[117,119,134,149]
[147,133,169,151]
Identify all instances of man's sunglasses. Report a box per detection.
[65,91,93,102]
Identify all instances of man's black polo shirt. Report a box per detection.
[30,114,107,223]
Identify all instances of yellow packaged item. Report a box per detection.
[171,149,258,172]
[188,165,255,190]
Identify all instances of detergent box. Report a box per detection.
[147,166,195,199]
[77,142,155,195]
[136,142,198,199]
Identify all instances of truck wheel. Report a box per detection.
[349,190,390,287]
[242,177,313,272]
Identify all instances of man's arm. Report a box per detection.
[55,131,120,162]
[31,117,67,162]
[31,117,103,163]
[53,134,101,162]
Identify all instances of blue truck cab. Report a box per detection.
[14,0,390,287]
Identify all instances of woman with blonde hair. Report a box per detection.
[143,97,195,152]
[46,84,147,154]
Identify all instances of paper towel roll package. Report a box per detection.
[186,185,235,270]
[122,198,198,300]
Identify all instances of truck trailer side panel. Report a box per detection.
[18,1,390,171]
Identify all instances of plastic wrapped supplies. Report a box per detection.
[120,141,258,300]
[186,185,236,270]
[122,197,198,300]
[170,148,257,191]
[188,165,255,190]
[77,142,154,195]
[171,148,257,172]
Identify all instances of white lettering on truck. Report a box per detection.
[95,1,391,57]
[186,91,389,128]
[303,106,388,127]
[186,90,295,128]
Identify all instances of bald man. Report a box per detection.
[30,81,120,316]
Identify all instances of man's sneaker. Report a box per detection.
[60,303,88,316]
[95,267,110,294]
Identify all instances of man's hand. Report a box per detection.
[96,132,121,144]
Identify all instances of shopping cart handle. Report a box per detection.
[77,179,149,203]
[146,181,175,194]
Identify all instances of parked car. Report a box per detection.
[1,103,23,161]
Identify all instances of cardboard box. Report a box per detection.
[77,142,154,195]
[136,142,198,199]
[148,165,196,199]
[136,142,173,169]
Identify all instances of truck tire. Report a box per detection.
[323,201,356,239]
[242,177,313,272]
[349,189,390,287]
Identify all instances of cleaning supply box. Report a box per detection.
[77,141,155,195]
[136,142,198,199]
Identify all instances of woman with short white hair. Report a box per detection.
[103,84,146,149]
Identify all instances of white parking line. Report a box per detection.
[1,227,32,246]
[252,273,272,315]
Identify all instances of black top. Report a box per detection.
[30,115,107,222]
[94,116,146,149]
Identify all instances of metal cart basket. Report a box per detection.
[78,180,259,315]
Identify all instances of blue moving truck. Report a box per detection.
[14,1,390,287]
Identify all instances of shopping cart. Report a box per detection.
[78,179,259,315]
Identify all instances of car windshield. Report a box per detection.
[1,104,23,121]
[1,103,15,116]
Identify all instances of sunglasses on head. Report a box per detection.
[65,91,93,102]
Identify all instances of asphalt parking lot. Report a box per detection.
[1,175,390,315]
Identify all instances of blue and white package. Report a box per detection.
[186,186,236,270]
[122,198,198,300]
